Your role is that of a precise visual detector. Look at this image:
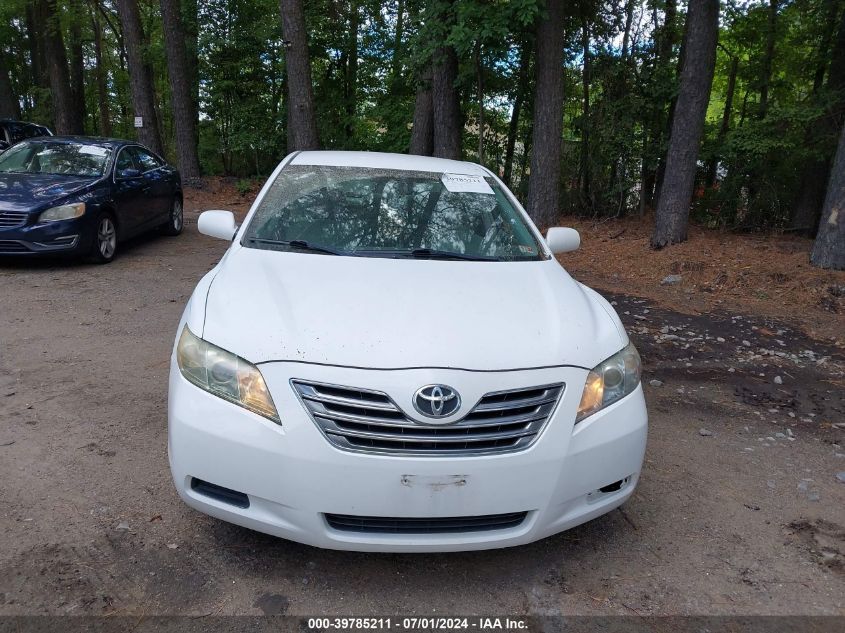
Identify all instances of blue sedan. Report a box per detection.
[0,137,183,263]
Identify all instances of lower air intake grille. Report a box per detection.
[0,240,28,253]
[325,512,528,534]
[292,380,564,457]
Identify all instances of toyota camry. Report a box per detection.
[169,151,647,552]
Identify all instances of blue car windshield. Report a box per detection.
[0,141,112,177]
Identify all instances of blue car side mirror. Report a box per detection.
[117,168,141,179]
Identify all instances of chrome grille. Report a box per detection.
[292,380,564,456]
[0,211,27,229]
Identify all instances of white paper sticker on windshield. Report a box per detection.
[441,173,494,195]
[80,146,109,157]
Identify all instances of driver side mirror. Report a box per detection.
[198,210,239,241]
[546,227,580,254]
[117,168,141,180]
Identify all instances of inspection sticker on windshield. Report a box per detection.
[80,146,109,157]
[441,173,494,195]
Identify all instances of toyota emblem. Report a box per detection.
[413,384,461,419]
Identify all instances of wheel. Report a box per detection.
[88,212,118,264]
[160,197,183,236]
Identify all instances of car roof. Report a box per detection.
[291,151,490,176]
[0,119,49,128]
[25,136,132,148]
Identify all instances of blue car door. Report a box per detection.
[112,146,147,235]
[129,147,171,225]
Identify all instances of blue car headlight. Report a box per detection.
[39,202,86,222]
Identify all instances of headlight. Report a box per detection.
[39,202,86,222]
[176,325,280,424]
[576,342,641,422]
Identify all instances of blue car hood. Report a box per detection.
[0,173,98,212]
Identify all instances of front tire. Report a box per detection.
[88,212,118,264]
[160,197,183,236]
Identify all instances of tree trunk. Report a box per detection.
[25,5,48,114]
[610,1,635,214]
[390,0,405,83]
[640,0,678,212]
[791,5,845,234]
[811,120,845,269]
[526,0,565,227]
[621,0,635,60]
[758,0,778,119]
[475,43,484,163]
[653,2,687,211]
[160,0,201,182]
[504,40,531,187]
[68,19,86,132]
[812,0,839,94]
[91,9,112,136]
[35,0,80,135]
[409,68,433,156]
[651,0,719,248]
[518,120,533,200]
[344,2,359,144]
[706,54,738,187]
[181,0,199,128]
[0,54,19,119]
[431,44,461,160]
[580,19,591,204]
[115,0,164,154]
[280,0,319,151]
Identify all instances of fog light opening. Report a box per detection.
[599,478,627,493]
[33,234,79,248]
[190,477,250,508]
[52,234,78,243]
[586,476,632,504]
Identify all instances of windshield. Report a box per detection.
[242,165,546,261]
[0,141,111,177]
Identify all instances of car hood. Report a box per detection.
[0,173,98,212]
[200,246,627,371]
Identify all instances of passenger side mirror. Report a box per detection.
[546,227,580,254]
[117,168,141,180]
[198,210,239,241]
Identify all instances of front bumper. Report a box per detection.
[0,215,93,256]
[168,360,648,552]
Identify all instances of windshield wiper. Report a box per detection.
[407,248,500,261]
[247,238,346,256]
[353,248,499,261]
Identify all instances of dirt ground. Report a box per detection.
[0,186,843,617]
[562,215,845,345]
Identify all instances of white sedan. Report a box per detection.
[168,151,647,552]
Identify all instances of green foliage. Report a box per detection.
[235,178,253,196]
[0,0,841,234]
[198,0,286,175]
